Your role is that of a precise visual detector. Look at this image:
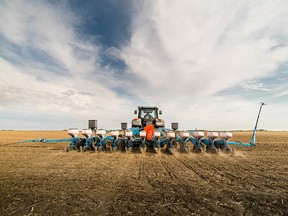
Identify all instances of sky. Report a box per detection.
[0,0,288,131]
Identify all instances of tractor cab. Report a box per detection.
[132,106,165,128]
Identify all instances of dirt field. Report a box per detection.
[0,131,287,215]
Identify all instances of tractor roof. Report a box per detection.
[138,106,159,110]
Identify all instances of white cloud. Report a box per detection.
[118,0,288,130]
[0,0,288,131]
[241,80,270,91]
[0,56,134,129]
[122,1,288,96]
[0,0,101,75]
[0,1,133,130]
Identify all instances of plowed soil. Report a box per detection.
[0,131,287,215]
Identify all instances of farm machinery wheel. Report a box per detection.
[123,139,132,153]
[97,146,105,152]
[192,144,203,153]
[166,139,176,155]
[80,141,96,153]
[111,140,121,153]
[215,143,234,154]
[116,139,125,151]
[82,146,95,153]
[205,145,218,154]
[180,142,189,153]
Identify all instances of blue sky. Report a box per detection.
[0,0,288,130]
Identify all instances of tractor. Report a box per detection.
[123,106,176,153]
[131,106,165,128]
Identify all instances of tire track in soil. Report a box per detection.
[199,154,288,195]
[177,154,266,197]
[157,152,212,185]
[175,154,253,215]
[233,160,288,192]
[234,163,277,180]
[197,155,256,186]
[203,160,242,181]
[138,153,145,182]
[145,153,181,185]
[136,153,159,191]
[173,153,209,181]
[138,153,170,182]
[160,153,232,215]
[175,153,248,196]
[156,153,181,181]
[109,153,207,215]
[139,153,170,185]
[202,155,273,189]
[154,153,202,211]
[240,155,285,170]
[45,152,138,215]
[136,153,159,187]
[148,153,207,191]
[97,153,140,215]
[240,159,287,179]
[175,153,228,184]
[211,155,286,183]
[159,153,214,196]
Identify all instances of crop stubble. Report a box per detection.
[0,131,287,215]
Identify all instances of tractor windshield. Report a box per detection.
[140,109,157,119]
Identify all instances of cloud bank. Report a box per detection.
[0,0,288,130]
